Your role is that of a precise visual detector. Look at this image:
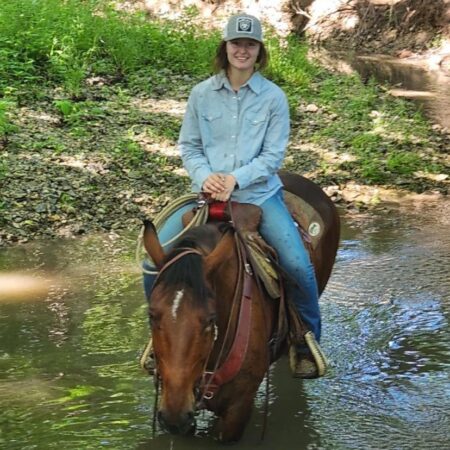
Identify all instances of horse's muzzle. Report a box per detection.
[158,410,196,435]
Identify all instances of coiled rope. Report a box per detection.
[137,193,209,275]
[137,193,329,377]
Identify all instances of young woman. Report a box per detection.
[144,13,323,378]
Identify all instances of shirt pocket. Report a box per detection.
[244,109,269,141]
[200,111,224,146]
[246,114,267,126]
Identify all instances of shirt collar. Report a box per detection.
[212,71,263,95]
[245,71,263,95]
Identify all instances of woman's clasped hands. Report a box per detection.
[202,173,237,202]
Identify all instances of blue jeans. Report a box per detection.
[143,192,321,342]
[259,191,321,343]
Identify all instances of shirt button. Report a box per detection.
[231,135,235,138]
[233,116,237,118]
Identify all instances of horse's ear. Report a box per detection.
[204,230,235,276]
[142,220,165,268]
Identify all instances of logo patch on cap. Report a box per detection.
[236,17,253,33]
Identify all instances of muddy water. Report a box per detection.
[0,200,449,449]
[350,55,450,130]
[311,50,450,130]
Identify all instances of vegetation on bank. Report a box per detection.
[0,0,448,244]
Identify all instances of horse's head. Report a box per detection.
[143,221,234,435]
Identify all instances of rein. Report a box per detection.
[198,234,254,404]
[144,204,269,438]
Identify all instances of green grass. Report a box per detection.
[267,36,319,90]
[0,0,219,96]
[0,99,17,139]
[0,0,446,190]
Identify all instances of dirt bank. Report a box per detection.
[1,1,448,247]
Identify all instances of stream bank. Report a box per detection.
[141,1,450,64]
[0,0,448,247]
[308,49,450,130]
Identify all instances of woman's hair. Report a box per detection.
[213,40,269,73]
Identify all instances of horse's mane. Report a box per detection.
[155,223,232,307]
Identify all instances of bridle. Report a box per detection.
[148,225,269,439]
[152,247,204,285]
[196,232,253,406]
[149,232,256,397]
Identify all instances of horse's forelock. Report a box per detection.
[155,225,221,308]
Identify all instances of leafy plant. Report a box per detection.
[0,159,7,181]
[351,133,383,154]
[53,99,81,124]
[0,100,17,140]
[112,138,145,163]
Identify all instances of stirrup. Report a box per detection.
[289,332,328,379]
[289,346,318,379]
[140,336,155,375]
[304,331,328,377]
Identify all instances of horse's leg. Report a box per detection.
[213,388,256,443]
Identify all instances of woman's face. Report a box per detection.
[226,38,260,73]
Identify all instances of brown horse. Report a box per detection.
[142,173,340,443]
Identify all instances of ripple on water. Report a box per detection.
[311,201,450,449]
[0,202,449,449]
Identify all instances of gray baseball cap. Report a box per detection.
[223,14,263,43]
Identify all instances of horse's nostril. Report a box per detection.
[158,410,196,435]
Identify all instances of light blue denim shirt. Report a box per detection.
[179,71,290,205]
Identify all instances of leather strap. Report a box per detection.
[200,229,255,401]
[152,248,203,286]
[201,268,253,400]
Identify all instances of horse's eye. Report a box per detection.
[148,309,161,327]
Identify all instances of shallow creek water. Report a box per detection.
[310,50,450,130]
[0,199,449,449]
[349,54,450,130]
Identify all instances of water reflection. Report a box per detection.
[310,50,450,129]
[0,273,53,303]
[0,200,449,449]
[352,55,450,130]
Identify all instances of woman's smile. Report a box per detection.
[226,38,260,72]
